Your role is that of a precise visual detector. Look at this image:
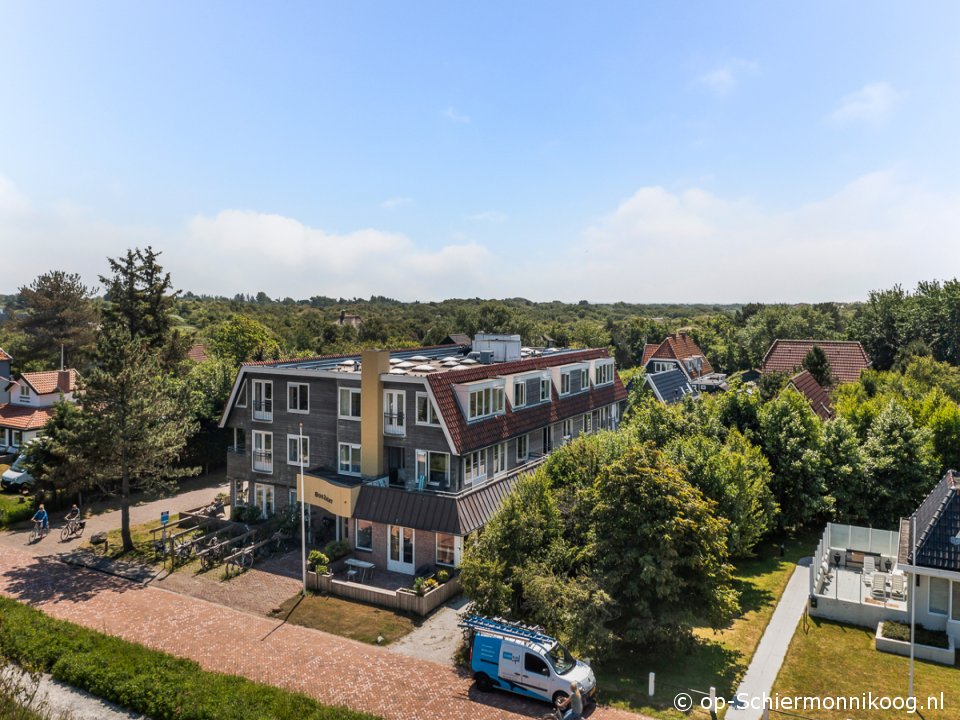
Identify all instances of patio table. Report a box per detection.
[344,557,375,583]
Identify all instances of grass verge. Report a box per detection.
[0,596,379,720]
[598,533,816,719]
[273,593,417,645]
[0,492,35,529]
[774,616,959,719]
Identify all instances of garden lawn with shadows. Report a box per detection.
[774,617,959,719]
[273,593,417,645]
[598,534,816,719]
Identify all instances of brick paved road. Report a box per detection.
[0,546,644,720]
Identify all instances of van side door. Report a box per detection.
[498,640,524,688]
[521,651,552,699]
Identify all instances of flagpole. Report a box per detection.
[299,421,307,596]
[909,515,916,698]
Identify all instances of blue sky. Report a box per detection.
[1,2,959,302]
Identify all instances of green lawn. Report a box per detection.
[774,617,959,719]
[599,533,816,719]
[273,593,417,645]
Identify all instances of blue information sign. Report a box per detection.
[160,511,169,525]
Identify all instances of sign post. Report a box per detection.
[160,511,171,569]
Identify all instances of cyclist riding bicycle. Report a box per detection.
[65,504,81,522]
[32,504,49,537]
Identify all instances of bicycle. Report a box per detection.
[29,520,46,543]
[60,517,85,542]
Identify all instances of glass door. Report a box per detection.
[387,525,415,573]
[384,390,405,436]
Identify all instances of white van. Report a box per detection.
[460,615,596,707]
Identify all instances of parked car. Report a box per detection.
[460,615,596,707]
[1,452,35,492]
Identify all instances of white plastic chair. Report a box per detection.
[862,556,876,586]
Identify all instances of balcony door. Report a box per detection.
[384,390,405,436]
[253,380,273,421]
[388,525,415,574]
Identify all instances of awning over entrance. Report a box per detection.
[296,472,361,518]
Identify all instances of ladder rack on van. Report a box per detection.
[459,615,556,646]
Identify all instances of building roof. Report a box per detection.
[760,340,870,384]
[9,369,79,395]
[426,348,626,455]
[788,370,833,420]
[0,404,56,431]
[186,344,209,363]
[640,343,659,367]
[642,333,714,379]
[645,369,695,405]
[353,460,543,535]
[898,470,960,572]
[240,343,467,370]
[443,333,472,347]
[0,348,11,362]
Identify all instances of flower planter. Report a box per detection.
[875,622,956,665]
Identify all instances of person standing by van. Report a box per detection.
[557,682,583,720]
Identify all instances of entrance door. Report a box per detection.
[388,525,415,573]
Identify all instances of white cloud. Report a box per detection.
[697,59,759,96]
[550,171,960,302]
[828,82,900,127]
[443,106,470,123]
[466,210,506,223]
[380,196,412,210]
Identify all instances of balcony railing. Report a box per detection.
[253,399,273,422]
[228,445,247,454]
[384,411,405,436]
[252,450,273,473]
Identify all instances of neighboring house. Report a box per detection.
[760,340,870,385]
[788,370,834,420]
[640,332,726,402]
[0,348,11,404]
[219,336,626,576]
[186,343,210,363]
[336,311,363,328]
[809,470,960,648]
[1,368,79,453]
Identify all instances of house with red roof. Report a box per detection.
[1,366,79,453]
[760,340,870,385]
[787,370,834,420]
[640,332,727,400]
[218,335,626,578]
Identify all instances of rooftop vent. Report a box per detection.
[472,333,522,363]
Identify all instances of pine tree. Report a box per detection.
[802,345,834,387]
[99,247,178,351]
[15,271,97,368]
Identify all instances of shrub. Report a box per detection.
[231,504,262,524]
[323,539,350,561]
[423,578,438,592]
[0,597,378,720]
[881,621,950,648]
[307,550,329,574]
[0,503,35,528]
[437,569,449,584]
[412,577,425,596]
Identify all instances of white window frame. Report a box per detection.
[436,533,461,567]
[19,384,29,399]
[252,379,273,422]
[384,389,406,436]
[338,387,362,420]
[464,450,487,486]
[252,430,273,474]
[355,519,374,552]
[562,418,573,438]
[595,361,614,386]
[516,434,529,462]
[287,434,309,466]
[539,377,551,402]
[338,442,362,476]
[467,382,505,421]
[560,372,571,396]
[578,368,589,390]
[425,451,450,487]
[929,576,949,616]
[254,482,274,518]
[287,382,309,414]
[415,392,441,425]
[513,380,527,408]
[493,442,507,475]
[584,413,592,433]
[236,379,248,408]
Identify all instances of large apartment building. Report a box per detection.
[219,335,627,575]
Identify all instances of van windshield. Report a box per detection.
[546,642,576,675]
[10,455,27,472]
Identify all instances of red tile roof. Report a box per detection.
[186,344,209,363]
[0,404,56,431]
[643,333,714,378]
[13,370,79,395]
[0,348,11,361]
[640,343,659,366]
[426,349,627,455]
[788,371,833,420]
[761,340,870,385]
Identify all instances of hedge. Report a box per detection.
[0,597,380,720]
[880,620,950,649]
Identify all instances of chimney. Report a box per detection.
[360,350,390,478]
[57,370,72,394]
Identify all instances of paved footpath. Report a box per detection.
[726,559,811,720]
[0,544,642,720]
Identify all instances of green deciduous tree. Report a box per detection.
[821,418,867,523]
[209,315,281,366]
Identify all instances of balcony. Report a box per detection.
[383,411,405,437]
[253,399,273,422]
[252,450,273,473]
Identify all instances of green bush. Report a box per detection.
[0,502,35,528]
[323,539,350,561]
[881,621,950,648]
[307,550,329,574]
[412,577,425,596]
[231,504,263,524]
[0,597,379,720]
[437,569,449,584]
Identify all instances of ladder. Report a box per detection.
[459,615,556,645]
